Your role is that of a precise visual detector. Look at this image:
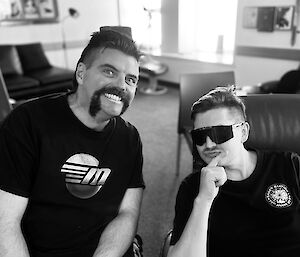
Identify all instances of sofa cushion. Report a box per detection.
[0,45,23,76]
[16,43,51,73]
[26,67,73,85]
[4,74,39,92]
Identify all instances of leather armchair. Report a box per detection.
[0,43,73,100]
[243,94,300,154]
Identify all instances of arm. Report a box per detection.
[93,187,143,257]
[168,153,227,257]
[0,189,29,257]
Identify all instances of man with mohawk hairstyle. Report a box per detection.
[0,26,145,257]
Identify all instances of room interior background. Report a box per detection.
[1,0,300,256]
[1,0,300,88]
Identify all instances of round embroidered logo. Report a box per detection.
[265,183,292,208]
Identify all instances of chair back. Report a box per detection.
[178,71,235,134]
[0,69,12,123]
[242,94,300,155]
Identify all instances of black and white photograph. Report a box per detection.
[37,0,57,18]
[22,0,39,19]
[1,1,300,257]
[275,6,294,30]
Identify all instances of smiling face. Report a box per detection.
[193,107,249,167]
[76,47,139,120]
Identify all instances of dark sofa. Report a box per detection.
[0,43,74,100]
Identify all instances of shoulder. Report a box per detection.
[258,150,300,174]
[259,150,299,162]
[177,171,201,197]
[116,116,137,130]
[8,93,66,119]
[2,93,67,132]
[115,117,140,137]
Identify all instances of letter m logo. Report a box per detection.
[81,168,111,186]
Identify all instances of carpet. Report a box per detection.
[123,84,193,257]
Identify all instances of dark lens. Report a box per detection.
[210,126,233,144]
[191,128,208,146]
[191,125,234,146]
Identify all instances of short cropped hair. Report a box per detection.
[72,29,141,92]
[191,86,247,121]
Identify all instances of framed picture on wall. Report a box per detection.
[275,6,294,31]
[37,0,57,19]
[0,0,58,23]
[23,0,39,19]
[243,6,258,29]
[6,0,24,19]
[257,7,275,32]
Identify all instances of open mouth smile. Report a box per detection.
[104,93,122,103]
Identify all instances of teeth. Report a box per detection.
[104,93,121,102]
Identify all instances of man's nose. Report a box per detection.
[115,75,126,91]
[205,136,217,148]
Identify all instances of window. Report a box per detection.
[178,0,238,56]
[118,0,161,51]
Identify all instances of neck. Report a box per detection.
[68,92,110,131]
[225,149,257,181]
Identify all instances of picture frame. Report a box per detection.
[0,0,58,23]
[243,6,258,29]
[275,6,294,31]
[257,7,275,32]
[37,0,57,19]
[6,0,23,19]
[23,0,39,19]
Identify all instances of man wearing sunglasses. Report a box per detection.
[168,86,300,257]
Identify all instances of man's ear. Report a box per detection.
[241,122,250,143]
[76,62,86,85]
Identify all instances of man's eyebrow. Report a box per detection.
[127,74,138,80]
[100,63,118,71]
[100,63,138,80]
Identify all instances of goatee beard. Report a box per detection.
[89,87,130,117]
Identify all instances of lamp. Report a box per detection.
[61,8,79,68]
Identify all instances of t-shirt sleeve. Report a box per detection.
[127,129,145,189]
[170,173,199,245]
[0,106,38,197]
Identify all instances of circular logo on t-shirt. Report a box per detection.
[61,153,111,199]
[265,183,292,208]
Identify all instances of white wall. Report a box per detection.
[0,0,119,70]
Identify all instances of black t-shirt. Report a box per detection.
[171,150,300,257]
[0,93,145,257]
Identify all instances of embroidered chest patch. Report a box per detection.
[265,183,293,208]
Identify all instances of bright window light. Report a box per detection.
[119,0,161,51]
[179,0,238,55]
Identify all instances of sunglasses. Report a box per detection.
[191,122,244,146]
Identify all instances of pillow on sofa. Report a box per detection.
[0,45,23,75]
[16,43,51,73]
